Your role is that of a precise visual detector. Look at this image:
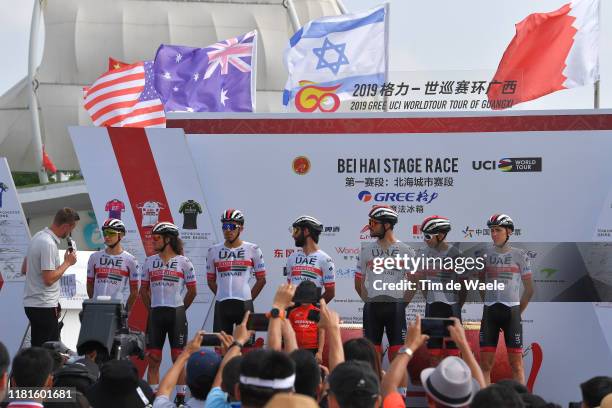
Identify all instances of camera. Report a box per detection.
[77,299,145,362]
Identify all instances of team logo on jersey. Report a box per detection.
[293,156,311,175]
[358,190,372,202]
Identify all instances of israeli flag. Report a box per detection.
[283,4,389,110]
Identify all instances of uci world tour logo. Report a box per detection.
[358,190,372,202]
[294,80,341,113]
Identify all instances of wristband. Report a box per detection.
[228,340,244,351]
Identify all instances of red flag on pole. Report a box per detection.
[487,0,599,109]
[109,57,129,71]
[42,145,57,173]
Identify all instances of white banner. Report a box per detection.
[0,157,31,357]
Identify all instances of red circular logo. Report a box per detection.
[292,156,311,175]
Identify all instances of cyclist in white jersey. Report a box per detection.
[207,209,266,334]
[417,215,466,365]
[286,215,335,303]
[478,214,534,385]
[86,218,139,309]
[140,222,197,404]
[354,205,415,362]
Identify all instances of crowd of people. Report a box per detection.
[2,284,612,407]
[6,206,611,407]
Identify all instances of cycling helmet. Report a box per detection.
[368,205,398,225]
[292,215,324,233]
[487,214,514,232]
[421,215,451,234]
[101,218,126,234]
[221,209,245,225]
[152,222,180,236]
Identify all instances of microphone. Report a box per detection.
[67,236,77,253]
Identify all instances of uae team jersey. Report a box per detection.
[479,245,532,307]
[142,254,196,307]
[286,249,335,289]
[417,245,464,304]
[87,250,140,302]
[178,200,202,230]
[355,241,416,300]
[138,201,163,227]
[206,242,266,301]
[105,199,125,220]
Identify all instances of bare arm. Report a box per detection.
[319,299,343,371]
[42,251,77,286]
[87,281,94,299]
[520,278,534,315]
[212,312,253,389]
[381,315,429,397]
[158,331,205,398]
[21,257,27,275]
[183,285,197,309]
[281,319,298,353]
[140,285,151,309]
[207,279,217,295]
[251,276,266,300]
[267,284,296,351]
[127,286,138,310]
[448,318,486,389]
[322,286,335,303]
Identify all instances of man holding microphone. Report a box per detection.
[23,207,80,347]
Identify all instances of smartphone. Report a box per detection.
[201,334,221,347]
[420,317,454,338]
[307,309,320,323]
[66,237,76,253]
[247,313,269,331]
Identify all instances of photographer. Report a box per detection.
[23,208,80,347]
[286,281,325,363]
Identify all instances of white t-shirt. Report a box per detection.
[23,228,62,308]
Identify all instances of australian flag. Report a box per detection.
[153,31,257,112]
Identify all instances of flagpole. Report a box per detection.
[285,0,301,32]
[28,0,49,184]
[336,0,348,14]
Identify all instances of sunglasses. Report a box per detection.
[368,219,381,227]
[222,223,240,231]
[151,235,163,242]
[103,230,118,237]
[424,233,435,240]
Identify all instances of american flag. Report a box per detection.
[84,61,166,128]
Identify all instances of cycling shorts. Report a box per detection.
[146,306,188,356]
[479,303,522,353]
[363,301,406,347]
[213,299,254,334]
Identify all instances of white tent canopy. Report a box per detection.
[0,0,343,172]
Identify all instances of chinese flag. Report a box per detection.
[42,145,57,173]
[487,0,599,109]
[109,57,130,71]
